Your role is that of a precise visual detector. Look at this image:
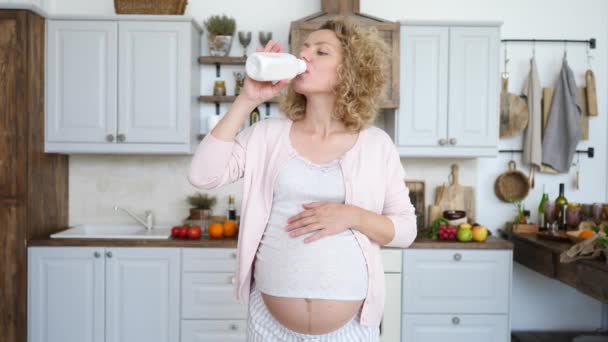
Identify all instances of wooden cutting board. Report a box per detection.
[434,164,476,223]
[405,180,425,229]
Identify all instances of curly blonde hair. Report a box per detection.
[280,16,389,131]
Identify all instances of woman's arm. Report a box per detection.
[187,40,289,190]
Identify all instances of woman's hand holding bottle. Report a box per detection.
[239,40,290,106]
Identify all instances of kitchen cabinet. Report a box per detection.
[28,247,180,342]
[401,249,512,342]
[380,249,403,342]
[0,9,68,342]
[181,248,247,342]
[396,21,501,157]
[45,17,201,154]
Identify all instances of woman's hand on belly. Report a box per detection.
[260,293,364,334]
[285,202,358,243]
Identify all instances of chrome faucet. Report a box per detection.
[113,205,154,230]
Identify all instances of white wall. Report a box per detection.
[47,0,608,331]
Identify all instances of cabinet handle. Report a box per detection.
[453,253,462,261]
[452,316,460,325]
[117,134,126,142]
[106,251,113,258]
[229,324,238,331]
[230,276,236,284]
[438,138,448,146]
[449,138,457,145]
[94,251,101,258]
[231,252,237,259]
[106,134,114,142]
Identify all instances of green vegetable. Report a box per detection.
[429,217,450,240]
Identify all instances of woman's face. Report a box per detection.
[293,29,343,95]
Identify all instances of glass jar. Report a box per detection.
[213,80,226,96]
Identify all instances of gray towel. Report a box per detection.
[522,57,542,169]
[541,59,581,172]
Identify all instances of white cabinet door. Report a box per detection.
[181,320,247,342]
[402,314,509,342]
[118,22,189,144]
[182,273,247,319]
[46,21,117,143]
[402,250,510,314]
[105,248,180,342]
[398,26,448,147]
[448,27,499,148]
[28,247,105,342]
[380,273,401,342]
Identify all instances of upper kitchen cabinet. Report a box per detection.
[396,21,501,157]
[45,17,202,154]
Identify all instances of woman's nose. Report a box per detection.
[298,49,311,62]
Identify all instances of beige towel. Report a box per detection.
[522,58,542,169]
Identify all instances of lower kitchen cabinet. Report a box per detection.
[28,247,180,342]
[402,314,509,342]
[181,320,247,342]
[402,249,512,342]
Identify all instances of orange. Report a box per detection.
[578,230,595,239]
[208,223,224,239]
[223,220,238,238]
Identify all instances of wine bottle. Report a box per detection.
[555,183,568,231]
[227,195,237,221]
[537,184,549,230]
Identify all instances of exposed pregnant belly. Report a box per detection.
[254,227,368,334]
[260,293,364,334]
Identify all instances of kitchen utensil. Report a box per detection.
[499,77,529,138]
[585,69,598,116]
[443,210,466,220]
[434,164,476,222]
[406,180,425,229]
[494,160,530,202]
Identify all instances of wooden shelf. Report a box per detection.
[198,96,279,103]
[198,56,246,65]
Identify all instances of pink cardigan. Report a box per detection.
[188,116,417,326]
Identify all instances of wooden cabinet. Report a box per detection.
[396,22,501,157]
[45,18,201,154]
[401,249,512,342]
[28,247,180,342]
[0,9,69,342]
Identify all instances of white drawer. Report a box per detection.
[181,320,246,342]
[182,273,248,319]
[182,248,237,272]
[402,314,509,342]
[402,249,511,314]
[381,248,402,273]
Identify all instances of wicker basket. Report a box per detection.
[494,161,530,203]
[114,0,187,15]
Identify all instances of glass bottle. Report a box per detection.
[537,184,549,230]
[227,195,237,221]
[213,80,226,96]
[555,183,568,231]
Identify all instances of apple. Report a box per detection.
[472,226,488,242]
[457,228,473,242]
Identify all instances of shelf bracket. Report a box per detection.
[215,63,221,77]
[265,102,271,117]
[215,102,220,114]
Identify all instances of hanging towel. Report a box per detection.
[522,57,542,169]
[541,58,581,173]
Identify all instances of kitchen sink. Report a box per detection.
[50,224,171,240]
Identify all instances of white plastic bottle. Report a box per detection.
[245,52,307,82]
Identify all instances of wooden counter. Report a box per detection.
[501,230,608,304]
[28,235,512,249]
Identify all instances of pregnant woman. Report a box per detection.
[188,16,417,341]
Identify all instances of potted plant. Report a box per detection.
[204,14,236,56]
[186,192,217,220]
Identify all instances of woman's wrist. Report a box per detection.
[234,93,261,113]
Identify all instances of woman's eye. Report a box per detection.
[317,50,328,56]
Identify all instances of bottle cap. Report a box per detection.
[297,59,307,74]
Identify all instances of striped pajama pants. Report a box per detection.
[246,283,380,341]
